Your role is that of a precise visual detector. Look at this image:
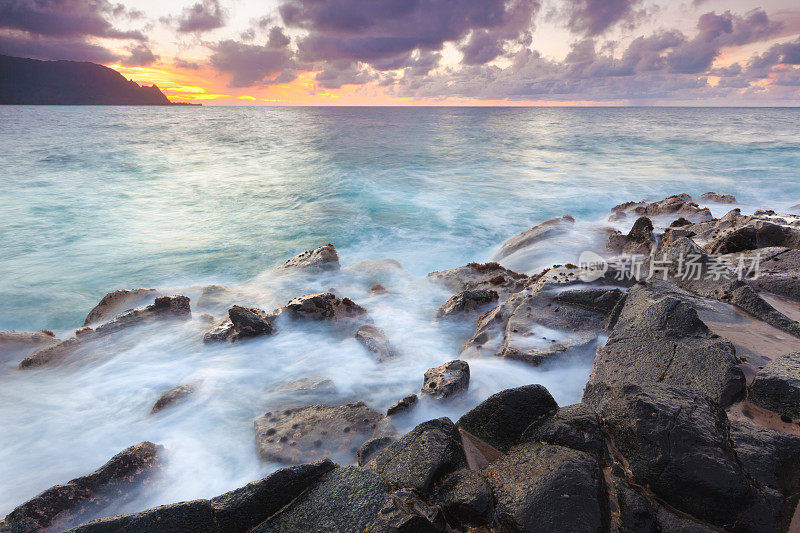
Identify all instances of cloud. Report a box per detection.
[0,33,118,62]
[166,0,226,33]
[0,0,145,40]
[552,0,647,36]
[208,38,295,87]
[120,44,159,66]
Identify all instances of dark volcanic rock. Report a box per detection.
[0,330,58,363]
[421,360,470,400]
[151,384,196,414]
[584,283,745,407]
[253,402,382,464]
[1,442,161,533]
[252,466,389,533]
[66,500,217,533]
[709,223,796,254]
[670,217,692,227]
[355,325,396,360]
[434,289,498,319]
[367,489,445,533]
[719,247,800,302]
[275,244,340,273]
[484,442,607,533]
[434,469,495,528]
[284,292,367,323]
[357,436,395,467]
[698,192,737,204]
[607,216,655,255]
[521,403,605,460]
[427,262,528,298]
[457,385,558,452]
[749,352,800,419]
[386,394,418,416]
[497,215,575,259]
[225,305,277,341]
[612,194,713,222]
[371,418,467,492]
[84,289,159,325]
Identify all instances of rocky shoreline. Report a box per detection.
[2,192,800,532]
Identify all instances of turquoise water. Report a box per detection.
[2,106,799,331]
[1,106,799,520]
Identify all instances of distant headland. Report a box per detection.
[0,55,199,106]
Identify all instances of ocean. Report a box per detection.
[1,106,799,519]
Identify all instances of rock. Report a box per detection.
[697,192,737,204]
[386,394,418,416]
[66,500,217,533]
[749,352,800,419]
[611,194,713,222]
[202,318,235,343]
[584,283,745,407]
[151,384,196,414]
[434,289,498,320]
[484,442,606,533]
[421,360,469,400]
[1,442,161,532]
[596,383,783,532]
[497,215,575,259]
[275,377,336,394]
[371,418,467,492]
[195,285,256,314]
[457,385,558,453]
[226,305,277,340]
[670,216,692,227]
[607,216,655,255]
[83,288,159,325]
[682,209,800,253]
[253,402,382,464]
[521,403,605,460]
[284,292,367,323]
[275,243,340,273]
[342,258,407,286]
[718,247,800,302]
[434,469,495,528]
[0,330,58,363]
[252,466,389,533]
[427,262,527,298]
[357,436,395,466]
[370,283,388,294]
[367,490,445,533]
[355,325,396,360]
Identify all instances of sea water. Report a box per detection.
[0,106,798,519]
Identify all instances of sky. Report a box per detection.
[1,0,799,105]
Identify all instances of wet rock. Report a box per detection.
[253,401,382,464]
[151,384,196,414]
[386,394,418,417]
[227,305,277,340]
[434,469,495,528]
[252,466,389,533]
[202,317,235,343]
[1,441,161,533]
[0,330,58,363]
[427,262,527,298]
[66,500,217,533]
[284,292,367,323]
[749,352,800,419]
[368,490,445,533]
[497,215,575,259]
[421,360,470,400]
[371,418,467,492]
[275,377,336,394]
[457,385,558,453]
[670,216,692,227]
[195,285,256,314]
[612,194,713,222]
[357,436,395,466]
[355,325,396,360]
[683,209,800,253]
[275,243,340,273]
[83,288,159,325]
[718,247,800,302]
[521,403,605,460]
[697,192,737,204]
[607,216,655,255]
[484,442,606,533]
[434,289,498,320]
[342,258,407,286]
[370,283,388,294]
[584,283,745,407]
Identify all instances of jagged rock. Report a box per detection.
[66,500,217,533]
[718,247,800,302]
[670,217,692,227]
[284,292,367,323]
[682,208,800,253]
[275,243,340,273]
[83,288,159,325]
[484,442,606,532]
[202,318,235,343]
[421,360,470,400]
[370,283,388,294]
[457,385,558,453]
[253,402,382,464]
[386,394,418,416]
[596,383,788,532]
[698,192,737,204]
[370,418,467,492]
[607,216,655,255]
[252,466,389,533]
[367,490,445,533]
[611,194,713,222]
[357,436,395,467]
[0,330,58,363]
[20,296,191,368]
[355,325,396,360]
[227,305,277,340]
[749,352,800,419]
[497,215,575,259]
[584,283,745,407]
[427,262,528,298]
[1,442,161,533]
[521,403,605,460]
[151,384,196,414]
[434,469,495,528]
[434,289,498,320]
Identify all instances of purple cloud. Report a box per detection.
[120,44,159,66]
[208,38,295,87]
[553,0,647,36]
[0,0,145,40]
[167,0,226,33]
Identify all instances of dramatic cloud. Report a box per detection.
[553,0,647,36]
[120,44,159,66]
[208,33,295,87]
[0,33,118,62]
[167,0,226,33]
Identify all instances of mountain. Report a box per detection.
[0,55,179,105]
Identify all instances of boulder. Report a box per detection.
[367,490,445,533]
[521,403,605,460]
[227,305,277,340]
[670,217,692,227]
[386,394,418,417]
[497,215,575,259]
[484,442,607,533]
[421,360,470,400]
[434,289,498,320]
[749,352,800,419]
[195,285,256,314]
[274,244,340,273]
[354,325,396,360]
[253,402,382,464]
[252,466,389,533]
[370,418,467,492]
[434,469,495,528]
[0,330,58,363]
[66,500,217,533]
[1,442,161,533]
[682,209,800,253]
[607,216,655,255]
[718,247,800,302]
[427,262,528,298]
[457,385,558,452]
[697,192,737,204]
[151,384,196,414]
[284,292,367,323]
[83,288,159,325]
[357,436,395,467]
[611,194,713,222]
[584,283,745,407]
